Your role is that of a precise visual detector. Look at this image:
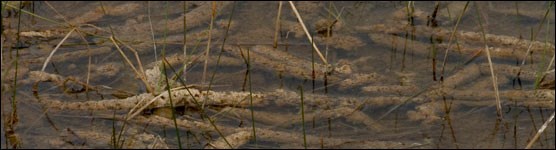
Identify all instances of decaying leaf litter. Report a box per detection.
[1,1,554,149]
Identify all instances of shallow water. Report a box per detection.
[1,1,555,149]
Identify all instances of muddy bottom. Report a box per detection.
[1,1,555,149]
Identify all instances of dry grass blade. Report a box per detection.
[525,111,555,149]
[288,1,328,65]
[147,1,158,62]
[439,1,469,79]
[1,41,3,66]
[516,2,554,78]
[43,1,113,99]
[273,1,283,48]
[202,2,217,84]
[540,19,555,86]
[109,37,154,94]
[40,28,76,71]
[182,1,188,84]
[474,2,502,118]
[546,55,555,74]
[97,2,153,94]
[2,2,65,26]
[114,38,148,82]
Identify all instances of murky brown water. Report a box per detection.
[1,1,555,149]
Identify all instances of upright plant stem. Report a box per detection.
[474,1,503,119]
[288,1,328,65]
[273,1,283,48]
[163,2,182,148]
[207,1,236,101]
[202,2,217,85]
[515,1,554,79]
[183,1,188,85]
[439,1,469,80]
[299,85,307,149]
[147,1,158,62]
[100,2,154,94]
[9,3,23,143]
[247,47,257,146]
[203,2,242,147]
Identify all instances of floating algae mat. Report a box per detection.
[1,1,554,149]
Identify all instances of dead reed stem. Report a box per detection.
[288,1,328,65]
[273,1,283,48]
[35,2,101,99]
[147,1,158,62]
[202,2,217,85]
[525,111,555,149]
[516,2,554,81]
[439,1,468,80]
[40,28,75,71]
[109,37,154,94]
[474,2,502,118]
